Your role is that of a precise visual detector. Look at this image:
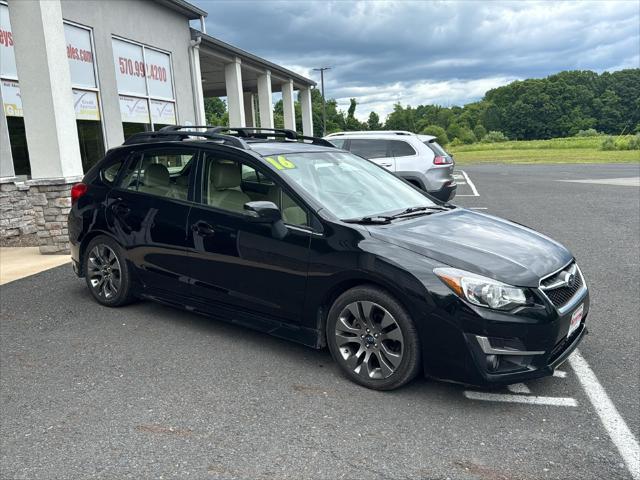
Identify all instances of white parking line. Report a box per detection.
[553,370,567,378]
[570,350,640,480]
[455,170,479,197]
[469,207,488,210]
[463,391,577,407]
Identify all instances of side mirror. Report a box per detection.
[244,201,288,239]
[244,201,282,223]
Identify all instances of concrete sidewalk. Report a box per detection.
[0,247,70,285]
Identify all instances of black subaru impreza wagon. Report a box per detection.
[68,126,589,390]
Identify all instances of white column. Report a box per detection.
[8,0,82,179]
[243,93,255,127]
[224,58,245,127]
[300,87,314,137]
[281,79,296,131]
[190,41,206,125]
[0,86,15,179]
[257,71,273,128]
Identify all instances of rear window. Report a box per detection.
[389,140,416,157]
[424,140,448,157]
[348,139,388,159]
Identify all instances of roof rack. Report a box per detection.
[210,127,335,147]
[122,126,249,149]
[325,130,415,137]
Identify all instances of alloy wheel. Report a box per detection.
[334,301,404,380]
[87,244,121,300]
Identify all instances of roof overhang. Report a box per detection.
[192,28,316,95]
[154,0,207,20]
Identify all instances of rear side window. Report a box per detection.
[389,140,416,157]
[348,139,389,159]
[328,138,346,148]
[118,148,197,200]
[101,161,123,184]
[425,140,448,157]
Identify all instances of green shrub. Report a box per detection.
[601,136,615,151]
[628,133,640,150]
[481,131,509,143]
[420,125,449,145]
[456,127,477,145]
[449,138,463,147]
[473,124,487,141]
[575,128,601,137]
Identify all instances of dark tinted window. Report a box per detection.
[425,140,448,157]
[119,148,196,200]
[348,139,389,159]
[389,140,416,157]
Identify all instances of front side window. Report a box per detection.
[201,153,308,226]
[347,139,389,159]
[271,151,436,220]
[119,148,195,200]
[389,140,416,157]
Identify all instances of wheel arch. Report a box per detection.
[313,274,416,349]
[77,229,123,276]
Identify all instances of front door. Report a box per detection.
[187,150,312,324]
[108,145,197,298]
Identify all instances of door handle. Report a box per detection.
[191,221,215,236]
[380,163,393,168]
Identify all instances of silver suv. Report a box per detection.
[325,131,456,201]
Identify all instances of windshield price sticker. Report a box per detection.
[265,156,296,170]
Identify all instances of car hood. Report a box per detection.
[368,208,572,287]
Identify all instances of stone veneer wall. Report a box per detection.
[0,176,82,254]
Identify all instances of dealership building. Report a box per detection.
[0,0,316,252]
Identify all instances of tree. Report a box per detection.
[420,125,448,145]
[204,97,228,126]
[367,111,382,130]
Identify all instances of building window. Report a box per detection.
[64,22,105,172]
[111,37,177,139]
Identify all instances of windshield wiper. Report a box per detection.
[387,205,450,219]
[342,215,393,224]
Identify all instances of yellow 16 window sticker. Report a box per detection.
[265,155,296,170]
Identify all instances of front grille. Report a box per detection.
[540,262,584,308]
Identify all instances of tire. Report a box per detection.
[326,285,421,390]
[83,235,136,307]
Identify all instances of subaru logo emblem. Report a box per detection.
[563,272,576,288]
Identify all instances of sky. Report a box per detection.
[191,0,640,121]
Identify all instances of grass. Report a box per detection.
[449,136,640,165]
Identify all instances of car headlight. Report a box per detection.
[433,267,527,310]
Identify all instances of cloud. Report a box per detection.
[191,0,640,120]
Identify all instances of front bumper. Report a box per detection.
[422,286,590,387]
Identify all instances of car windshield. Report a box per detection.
[266,150,437,220]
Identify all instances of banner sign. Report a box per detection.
[73,89,100,121]
[150,99,176,125]
[64,23,97,89]
[119,95,150,124]
[1,78,21,117]
[0,3,17,79]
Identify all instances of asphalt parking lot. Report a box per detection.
[1,163,639,480]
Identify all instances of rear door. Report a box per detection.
[107,145,197,298]
[389,139,419,174]
[346,139,395,171]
